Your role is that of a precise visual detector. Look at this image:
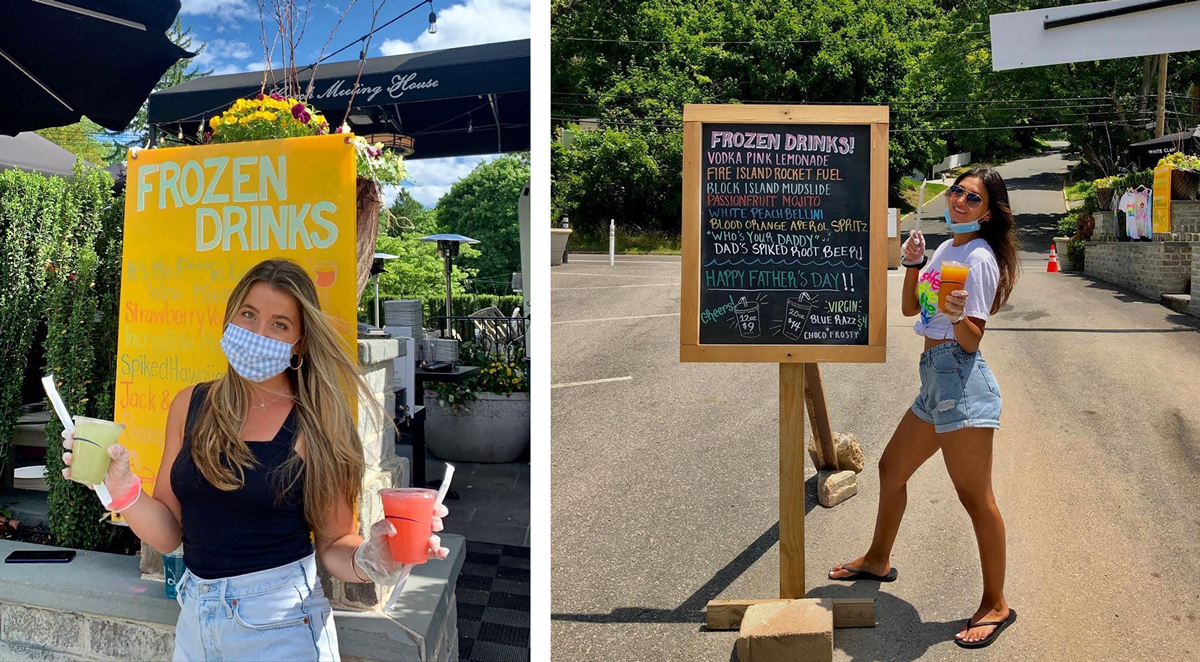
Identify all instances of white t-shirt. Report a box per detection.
[913,238,1000,340]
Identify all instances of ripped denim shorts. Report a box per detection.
[911,341,1002,434]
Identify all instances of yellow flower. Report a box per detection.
[209,116,221,129]
[261,111,277,121]
[239,116,253,126]
[225,116,240,126]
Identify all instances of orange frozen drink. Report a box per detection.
[380,488,438,564]
[938,261,970,313]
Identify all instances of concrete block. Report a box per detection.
[817,470,858,508]
[807,432,864,474]
[0,605,80,653]
[86,618,174,661]
[361,362,394,394]
[139,542,163,581]
[357,339,400,365]
[737,599,833,662]
[0,640,78,662]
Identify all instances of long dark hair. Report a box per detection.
[954,167,1018,313]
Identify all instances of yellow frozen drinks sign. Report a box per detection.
[116,134,357,495]
[1153,164,1172,235]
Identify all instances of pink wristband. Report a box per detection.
[106,475,143,512]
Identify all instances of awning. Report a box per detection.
[0,132,83,177]
[1128,126,1200,168]
[147,39,529,160]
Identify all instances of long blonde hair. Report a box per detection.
[191,258,378,542]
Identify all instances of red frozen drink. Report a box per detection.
[379,488,438,564]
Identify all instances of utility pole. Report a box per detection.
[1155,53,1168,138]
[1190,82,1200,118]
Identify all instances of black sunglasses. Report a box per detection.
[948,184,984,209]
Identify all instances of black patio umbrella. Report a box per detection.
[0,0,193,135]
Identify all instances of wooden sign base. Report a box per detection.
[704,364,876,646]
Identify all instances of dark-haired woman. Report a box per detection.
[828,167,1019,649]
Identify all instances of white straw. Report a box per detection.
[384,464,455,613]
[41,374,74,432]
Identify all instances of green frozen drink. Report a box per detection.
[71,416,124,486]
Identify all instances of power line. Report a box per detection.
[550,115,1150,134]
[552,30,989,45]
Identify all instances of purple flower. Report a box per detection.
[335,125,344,134]
[270,92,285,102]
[255,93,265,101]
[291,103,311,123]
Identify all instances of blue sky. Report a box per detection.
[177,0,529,207]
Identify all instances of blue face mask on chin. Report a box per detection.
[944,210,982,234]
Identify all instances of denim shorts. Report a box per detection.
[173,553,340,661]
[910,342,1002,434]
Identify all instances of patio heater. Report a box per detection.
[371,252,398,327]
[419,234,479,333]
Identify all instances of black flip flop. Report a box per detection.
[954,608,1017,649]
[828,565,898,582]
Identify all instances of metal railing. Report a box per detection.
[426,314,529,364]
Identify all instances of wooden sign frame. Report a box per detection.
[679,104,889,364]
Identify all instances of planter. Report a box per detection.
[550,228,572,266]
[1096,187,1113,208]
[1171,169,1199,201]
[1053,237,1076,271]
[424,391,530,463]
[355,176,384,298]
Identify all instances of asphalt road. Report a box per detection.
[550,148,1200,661]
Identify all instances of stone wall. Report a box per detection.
[1084,241,1193,300]
[1192,247,1200,319]
[1170,201,1200,235]
[0,601,175,662]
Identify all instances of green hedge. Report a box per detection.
[0,165,120,551]
[0,171,66,478]
[420,294,524,320]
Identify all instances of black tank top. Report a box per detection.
[171,382,312,579]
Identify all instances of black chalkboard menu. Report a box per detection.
[697,122,871,346]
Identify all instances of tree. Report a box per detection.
[385,188,437,237]
[35,119,115,166]
[106,19,212,157]
[435,156,530,295]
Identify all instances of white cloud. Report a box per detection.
[194,39,253,67]
[378,0,529,56]
[193,39,259,76]
[382,155,497,207]
[180,0,255,19]
[324,3,342,14]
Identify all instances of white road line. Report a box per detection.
[553,313,680,325]
[568,259,681,265]
[551,376,633,390]
[553,272,679,278]
[555,283,679,290]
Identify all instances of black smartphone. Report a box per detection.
[5,550,76,564]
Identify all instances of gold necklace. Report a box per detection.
[252,388,293,409]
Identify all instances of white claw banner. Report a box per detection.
[990,0,1200,72]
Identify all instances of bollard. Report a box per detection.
[562,215,569,264]
[609,219,615,266]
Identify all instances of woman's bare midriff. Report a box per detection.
[924,336,956,351]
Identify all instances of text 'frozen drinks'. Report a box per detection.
[135,155,340,252]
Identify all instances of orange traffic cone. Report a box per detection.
[1046,244,1060,273]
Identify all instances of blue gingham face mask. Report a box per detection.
[219,324,295,382]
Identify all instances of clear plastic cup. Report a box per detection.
[938,261,970,313]
[70,416,124,485]
[379,488,438,564]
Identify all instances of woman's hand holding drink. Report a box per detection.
[61,425,138,497]
[353,499,450,585]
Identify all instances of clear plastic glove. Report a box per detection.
[353,503,450,585]
[902,230,926,265]
[61,429,139,495]
[943,288,968,322]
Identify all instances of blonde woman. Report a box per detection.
[62,259,448,661]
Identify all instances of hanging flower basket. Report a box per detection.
[1171,169,1199,201]
[355,175,383,299]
